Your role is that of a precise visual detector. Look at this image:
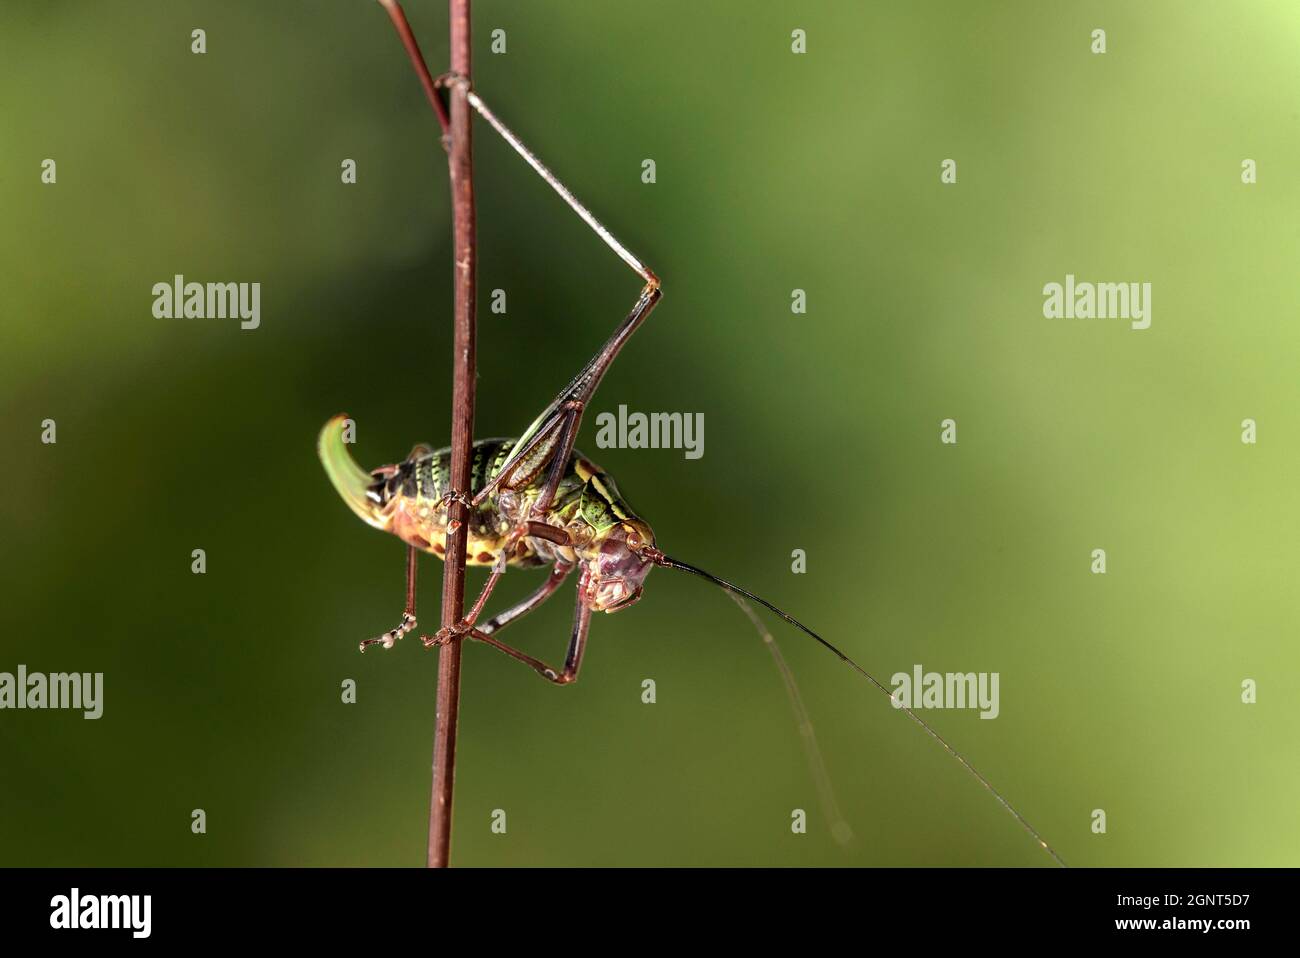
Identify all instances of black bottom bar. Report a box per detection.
[0,867,1278,944]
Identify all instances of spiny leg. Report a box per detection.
[421,560,504,648]
[375,50,662,513]
[478,562,574,636]
[422,81,659,637]
[424,524,575,647]
[470,283,661,512]
[461,591,594,686]
[450,85,661,510]
[465,89,657,286]
[360,544,421,652]
[358,443,431,652]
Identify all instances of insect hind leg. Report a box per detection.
[449,85,662,513]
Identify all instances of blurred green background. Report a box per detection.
[2,0,1298,867]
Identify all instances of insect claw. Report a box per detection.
[422,619,474,649]
[359,612,416,653]
[361,634,393,652]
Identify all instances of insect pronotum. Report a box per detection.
[319,85,1065,867]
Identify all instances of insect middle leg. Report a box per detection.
[425,563,589,684]
[424,522,572,645]
[461,590,594,686]
[437,561,573,643]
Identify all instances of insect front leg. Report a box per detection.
[459,591,594,686]
[360,544,421,652]
[434,556,572,647]
[422,523,573,648]
[420,558,505,649]
[475,562,573,635]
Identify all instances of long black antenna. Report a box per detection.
[651,550,1066,867]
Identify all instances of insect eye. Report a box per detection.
[624,527,641,549]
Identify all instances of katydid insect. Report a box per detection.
[319,85,1065,867]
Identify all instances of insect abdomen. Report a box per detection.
[374,439,637,567]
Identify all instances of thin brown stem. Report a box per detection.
[377,0,451,144]
[428,0,475,869]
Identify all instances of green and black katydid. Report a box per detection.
[319,88,1065,867]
